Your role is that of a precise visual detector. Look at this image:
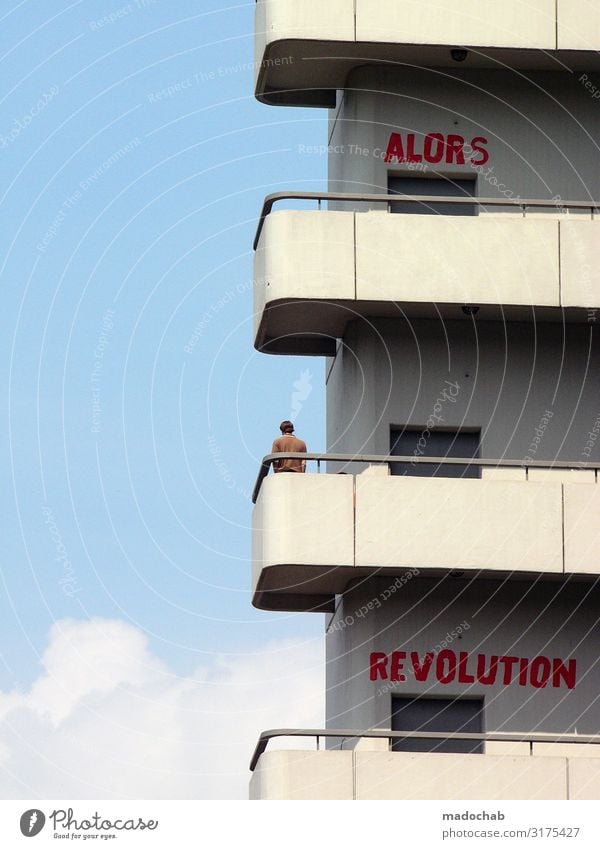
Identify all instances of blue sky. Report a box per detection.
[0,0,327,797]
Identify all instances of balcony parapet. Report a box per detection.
[255,0,600,107]
[249,728,600,799]
[251,455,600,610]
[253,195,600,355]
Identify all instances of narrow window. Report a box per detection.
[392,696,484,754]
[390,428,481,478]
[389,175,477,216]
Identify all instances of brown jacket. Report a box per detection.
[272,434,307,472]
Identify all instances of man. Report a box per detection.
[272,420,307,473]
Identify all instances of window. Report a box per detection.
[391,696,484,754]
[389,176,477,216]
[390,428,480,478]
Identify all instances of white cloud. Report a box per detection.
[0,618,325,799]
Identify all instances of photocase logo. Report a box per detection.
[19,809,46,837]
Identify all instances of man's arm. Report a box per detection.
[271,439,281,472]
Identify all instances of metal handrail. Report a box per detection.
[251,452,599,503]
[250,728,600,771]
[249,727,600,771]
[253,191,600,249]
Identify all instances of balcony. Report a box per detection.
[255,0,600,106]
[253,194,600,356]
[249,729,600,800]
[251,455,600,611]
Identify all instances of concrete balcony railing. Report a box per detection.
[251,454,600,611]
[253,194,600,356]
[255,0,600,106]
[249,729,600,800]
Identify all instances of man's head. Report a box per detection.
[279,420,294,434]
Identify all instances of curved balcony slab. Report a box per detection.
[252,472,354,612]
[254,210,600,356]
[255,1,600,106]
[252,472,600,611]
[250,748,600,800]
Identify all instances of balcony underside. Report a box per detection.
[254,562,576,614]
[256,300,593,357]
[256,1,600,106]
[252,471,600,611]
[254,211,600,356]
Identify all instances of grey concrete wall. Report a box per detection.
[325,68,600,459]
[328,68,600,203]
[326,576,600,735]
[326,318,600,464]
[320,63,600,778]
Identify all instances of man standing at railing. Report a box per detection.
[272,420,307,473]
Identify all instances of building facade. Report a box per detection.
[250,2,600,800]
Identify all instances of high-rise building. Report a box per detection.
[249,3,600,800]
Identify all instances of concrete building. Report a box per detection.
[249,2,600,800]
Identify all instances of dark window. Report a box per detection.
[389,176,476,216]
[390,428,480,478]
[392,696,484,754]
